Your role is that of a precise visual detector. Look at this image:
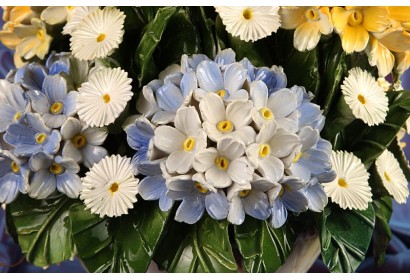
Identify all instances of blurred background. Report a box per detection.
[1,8,410,273]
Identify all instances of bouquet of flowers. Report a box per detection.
[1,6,410,273]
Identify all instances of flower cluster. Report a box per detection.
[126,49,336,227]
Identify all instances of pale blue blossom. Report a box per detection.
[45,51,70,75]
[303,177,328,212]
[14,62,47,91]
[139,174,173,211]
[0,84,30,132]
[0,150,29,203]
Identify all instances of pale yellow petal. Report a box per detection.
[16,37,41,60]
[13,52,26,69]
[363,7,390,33]
[387,6,410,22]
[373,24,410,52]
[41,6,68,25]
[394,50,410,75]
[9,6,32,24]
[294,21,321,51]
[331,7,349,34]
[36,34,52,60]
[318,7,333,35]
[365,36,394,77]
[12,23,37,38]
[279,7,306,29]
[341,25,369,53]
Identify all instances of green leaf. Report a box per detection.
[228,35,273,67]
[372,197,393,266]
[234,217,295,272]
[320,204,375,272]
[9,194,76,267]
[215,15,228,52]
[189,7,216,59]
[153,215,238,272]
[133,7,177,87]
[69,201,170,272]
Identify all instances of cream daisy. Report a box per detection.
[323,150,372,210]
[77,67,133,127]
[341,67,389,126]
[375,149,409,204]
[62,6,99,35]
[80,154,139,218]
[70,7,125,60]
[214,6,281,42]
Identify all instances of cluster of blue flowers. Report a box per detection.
[126,49,336,227]
[0,52,108,203]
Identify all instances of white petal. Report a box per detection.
[154,126,185,154]
[228,157,254,185]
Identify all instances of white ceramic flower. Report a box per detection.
[341,67,389,126]
[77,67,133,127]
[375,149,409,204]
[154,106,207,174]
[215,6,281,42]
[323,150,372,210]
[70,7,125,60]
[62,6,99,35]
[80,154,139,218]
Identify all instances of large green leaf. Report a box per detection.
[320,204,375,272]
[372,197,393,267]
[9,194,76,267]
[69,201,170,272]
[234,218,295,272]
[228,36,273,67]
[133,7,177,87]
[190,7,216,59]
[153,215,238,272]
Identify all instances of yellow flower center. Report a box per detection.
[35,133,47,144]
[49,102,64,114]
[36,29,45,40]
[67,6,75,11]
[109,182,119,194]
[357,94,366,104]
[384,171,391,182]
[293,152,303,163]
[259,144,271,158]
[216,89,227,98]
[103,94,111,103]
[242,8,253,20]
[13,111,22,121]
[49,162,64,175]
[195,182,208,194]
[338,178,348,188]
[72,134,87,149]
[259,107,273,120]
[183,137,196,152]
[215,156,229,170]
[305,8,320,21]
[239,189,250,198]
[11,161,19,174]
[96,33,106,43]
[217,120,233,133]
[348,10,364,27]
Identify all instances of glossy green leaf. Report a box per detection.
[69,201,170,272]
[215,15,228,52]
[228,35,273,67]
[189,7,216,59]
[372,197,393,267]
[153,215,238,272]
[320,204,375,273]
[234,218,295,272]
[9,194,76,267]
[133,7,177,87]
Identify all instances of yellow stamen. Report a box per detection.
[183,137,196,152]
[242,8,253,20]
[259,144,271,158]
[216,89,227,98]
[239,190,250,197]
[13,111,22,121]
[72,134,87,149]
[259,107,273,120]
[384,172,391,182]
[109,182,119,194]
[348,10,363,27]
[357,94,366,104]
[102,94,111,103]
[195,182,208,194]
[36,29,45,40]
[305,8,320,21]
[217,120,233,133]
[96,33,106,43]
[49,102,64,115]
[338,178,348,188]
[293,152,303,163]
[49,162,64,175]
[215,156,229,170]
[67,6,75,10]
[11,161,19,174]
[35,133,47,144]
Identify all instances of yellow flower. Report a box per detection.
[280,6,333,51]
[394,50,410,75]
[364,35,395,77]
[372,20,410,53]
[331,6,391,53]
[0,21,21,49]
[387,6,410,30]
[2,6,34,24]
[41,6,76,25]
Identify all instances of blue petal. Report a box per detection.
[126,121,153,150]
[139,175,166,200]
[175,195,205,224]
[0,173,20,203]
[0,104,17,132]
[298,103,323,129]
[180,70,197,98]
[159,189,174,211]
[315,169,337,183]
[281,190,308,213]
[13,144,41,157]
[136,160,162,177]
[269,199,288,229]
[42,75,67,103]
[156,83,184,112]
[196,61,223,92]
[43,114,67,128]
[304,182,328,212]
[81,145,107,169]
[299,148,331,174]
[254,67,286,95]
[27,90,50,114]
[4,123,35,145]
[56,171,82,198]
[188,54,209,70]
[205,190,229,220]
[63,91,77,116]
[0,155,12,177]
[29,169,56,199]
[21,63,47,90]
[26,113,50,133]
[163,72,183,86]
[223,63,247,93]
[242,191,271,220]
[49,61,69,75]
[214,48,236,66]
[42,130,61,155]
[240,57,255,81]
[5,84,28,110]
[29,152,52,172]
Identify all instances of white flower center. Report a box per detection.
[215,156,230,170]
[217,120,233,133]
[259,144,271,158]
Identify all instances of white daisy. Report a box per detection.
[77,67,133,127]
[80,154,139,218]
[215,6,281,42]
[70,7,125,60]
[375,149,409,204]
[62,6,99,35]
[323,150,372,210]
[341,67,389,126]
